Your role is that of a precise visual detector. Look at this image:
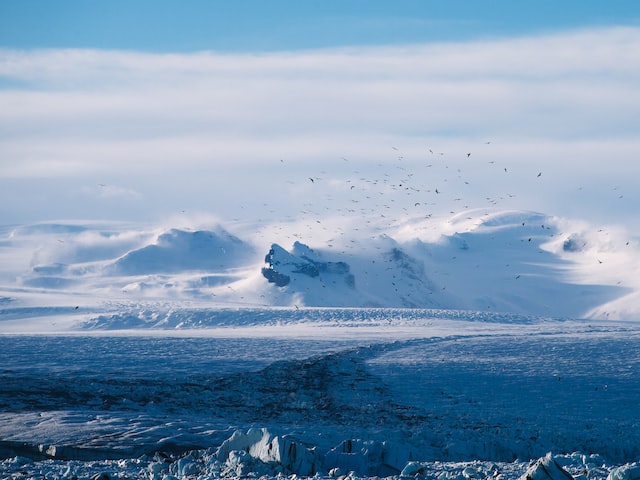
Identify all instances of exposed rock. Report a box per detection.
[262,242,355,289]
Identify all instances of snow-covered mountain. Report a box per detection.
[1,208,638,321]
[109,228,252,275]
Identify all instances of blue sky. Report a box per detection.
[1,0,639,52]
[1,2,640,233]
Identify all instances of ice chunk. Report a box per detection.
[215,427,265,462]
[607,463,640,480]
[520,453,574,480]
[401,461,427,477]
[324,438,412,476]
[216,428,319,476]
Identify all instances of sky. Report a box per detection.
[1,1,640,234]
[1,1,638,52]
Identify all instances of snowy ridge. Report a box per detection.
[1,208,638,321]
[109,228,252,275]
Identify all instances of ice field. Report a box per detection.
[1,307,640,479]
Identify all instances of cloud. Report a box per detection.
[1,26,639,228]
[85,184,143,200]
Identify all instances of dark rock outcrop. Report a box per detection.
[262,242,354,288]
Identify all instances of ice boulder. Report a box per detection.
[607,464,640,480]
[401,461,427,477]
[324,439,377,475]
[174,455,200,477]
[324,438,414,477]
[216,428,264,462]
[224,450,257,477]
[520,453,574,480]
[216,428,319,476]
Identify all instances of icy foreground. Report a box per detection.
[1,310,640,479]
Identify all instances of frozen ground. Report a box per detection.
[1,308,640,479]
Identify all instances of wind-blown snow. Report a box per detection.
[1,208,638,320]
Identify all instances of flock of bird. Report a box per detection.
[254,141,542,245]
[227,139,631,262]
[222,139,636,311]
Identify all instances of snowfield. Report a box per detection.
[1,209,640,479]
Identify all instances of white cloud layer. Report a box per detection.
[1,26,639,229]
